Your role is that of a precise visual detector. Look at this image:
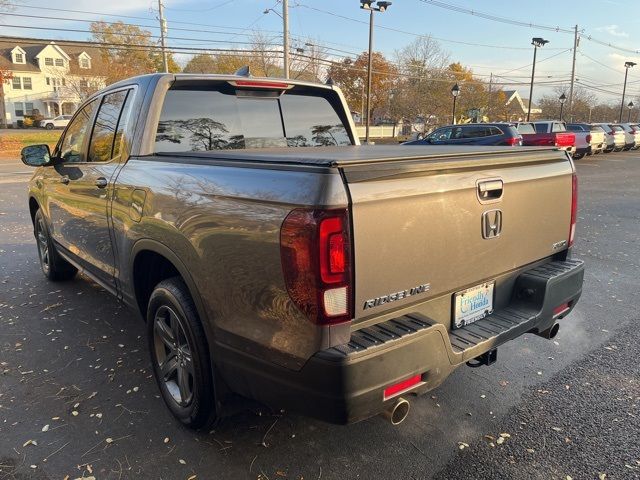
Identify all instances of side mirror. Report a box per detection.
[21,144,51,167]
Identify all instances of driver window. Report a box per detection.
[57,100,98,163]
[432,128,453,140]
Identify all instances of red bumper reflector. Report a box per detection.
[384,374,422,400]
[553,302,570,317]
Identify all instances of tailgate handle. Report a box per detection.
[478,180,503,201]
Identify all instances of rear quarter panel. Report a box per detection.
[112,158,349,369]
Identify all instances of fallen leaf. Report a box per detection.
[496,437,505,445]
[23,439,37,447]
[41,424,49,432]
[179,459,187,465]
[164,437,170,444]
[106,437,113,444]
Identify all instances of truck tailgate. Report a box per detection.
[340,148,574,324]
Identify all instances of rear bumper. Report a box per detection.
[217,259,584,424]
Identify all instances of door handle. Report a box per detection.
[60,175,69,185]
[95,177,108,189]
[477,179,503,201]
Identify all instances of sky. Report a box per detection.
[2,0,640,103]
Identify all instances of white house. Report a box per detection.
[0,36,107,127]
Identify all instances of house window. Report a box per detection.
[23,77,32,90]
[25,103,34,115]
[55,58,64,67]
[14,53,24,64]
[12,77,21,89]
[45,57,54,66]
[79,79,88,89]
[80,57,90,69]
[15,102,24,117]
[62,78,66,86]
[46,77,50,86]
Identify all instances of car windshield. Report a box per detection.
[155,84,352,152]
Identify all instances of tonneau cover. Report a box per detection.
[156,145,562,168]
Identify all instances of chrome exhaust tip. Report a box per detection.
[382,397,410,425]
[537,323,560,340]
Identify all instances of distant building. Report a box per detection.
[494,89,542,121]
[0,36,107,127]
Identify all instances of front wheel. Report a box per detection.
[45,123,54,130]
[34,209,77,281]
[147,277,217,429]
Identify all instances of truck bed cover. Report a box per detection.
[155,145,564,169]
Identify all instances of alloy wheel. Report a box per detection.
[153,305,195,407]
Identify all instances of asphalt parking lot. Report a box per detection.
[1,151,639,480]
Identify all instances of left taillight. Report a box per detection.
[569,173,578,247]
[506,135,522,146]
[280,208,353,325]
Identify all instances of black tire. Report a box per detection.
[147,277,216,429]
[573,153,585,160]
[34,209,77,281]
[45,123,54,130]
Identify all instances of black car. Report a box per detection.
[404,123,523,146]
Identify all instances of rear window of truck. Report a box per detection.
[155,85,352,152]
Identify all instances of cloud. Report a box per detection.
[596,25,629,38]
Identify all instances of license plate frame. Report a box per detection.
[452,281,495,329]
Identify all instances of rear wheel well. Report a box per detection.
[133,250,180,320]
[29,197,39,225]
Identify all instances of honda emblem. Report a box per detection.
[482,209,502,239]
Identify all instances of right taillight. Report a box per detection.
[586,134,591,143]
[280,208,353,325]
[569,173,578,248]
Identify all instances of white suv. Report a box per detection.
[40,115,72,130]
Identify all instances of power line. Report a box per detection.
[416,0,574,34]
[294,2,568,51]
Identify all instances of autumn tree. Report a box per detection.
[391,36,450,128]
[538,86,596,122]
[327,51,397,122]
[90,21,180,84]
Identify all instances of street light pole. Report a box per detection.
[360,1,391,144]
[527,37,549,122]
[451,83,460,124]
[627,101,634,122]
[559,92,566,121]
[619,61,636,122]
[282,0,290,79]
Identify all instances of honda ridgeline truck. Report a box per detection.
[21,73,584,428]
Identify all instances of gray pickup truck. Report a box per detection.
[21,73,584,428]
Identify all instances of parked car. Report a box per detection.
[20,73,584,428]
[618,123,640,150]
[566,123,605,158]
[515,121,576,156]
[39,115,72,130]
[595,123,625,152]
[402,123,523,146]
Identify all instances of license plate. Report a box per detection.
[453,282,495,329]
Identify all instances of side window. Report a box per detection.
[88,90,133,163]
[430,127,452,141]
[57,100,98,163]
[552,123,566,132]
[489,127,502,136]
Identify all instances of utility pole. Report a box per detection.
[568,25,578,122]
[488,72,493,120]
[283,0,290,79]
[158,0,169,73]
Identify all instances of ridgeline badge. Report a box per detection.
[363,283,431,310]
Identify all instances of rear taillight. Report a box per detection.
[569,173,578,247]
[586,134,591,143]
[384,374,423,400]
[280,208,353,325]
[506,136,522,146]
